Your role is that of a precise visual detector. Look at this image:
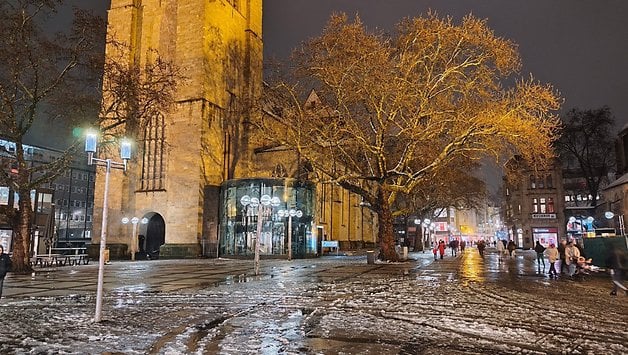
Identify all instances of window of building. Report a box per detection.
[0,187,9,205]
[539,198,546,213]
[530,175,536,189]
[533,197,554,214]
[140,112,166,191]
[546,174,553,188]
[547,197,555,213]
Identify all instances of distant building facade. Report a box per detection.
[0,139,94,253]
[502,159,566,248]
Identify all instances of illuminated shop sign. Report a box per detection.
[531,213,556,219]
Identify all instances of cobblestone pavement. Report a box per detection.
[0,248,626,354]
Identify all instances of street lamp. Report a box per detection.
[122,216,148,261]
[85,131,131,323]
[422,218,431,248]
[240,194,280,275]
[277,208,302,260]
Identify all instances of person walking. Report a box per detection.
[477,239,486,258]
[0,245,12,299]
[605,244,627,296]
[545,243,559,278]
[449,239,459,257]
[558,240,568,274]
[534,241,546,268]
[496,238,505,263]
[564,240,580,277]
[438,240,446,260]
[507,240,516,258]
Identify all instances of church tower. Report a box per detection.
[92,0,263,258]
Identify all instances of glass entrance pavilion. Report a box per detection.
[219,178,317,258]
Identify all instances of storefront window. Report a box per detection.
[0,187,9,205]
[219,178,316,258]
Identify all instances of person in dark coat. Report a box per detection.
[534,241,546,268]
[507,240,516,258]
[605,245,627,296]
[0,245,12,298]
[557,240,567,274]
[477,240,486,258]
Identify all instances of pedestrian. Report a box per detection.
[477,239,486,258]
[605,244,627,296]
[534,241,546,268]
[545,243,559,278]
[0,245,12,298]
[564,240,580,277]
[496,238,505,262]
[558,240,568,274]
[507,240,516,258]
[433,244,438,260]
[449,239,459,257]
[438,240,446,260]
[460,240,466,252]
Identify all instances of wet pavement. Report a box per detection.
[0,248,626,354]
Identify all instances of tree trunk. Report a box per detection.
[12,189,34,273]
[414,226,424,251]
[377,189,398,262]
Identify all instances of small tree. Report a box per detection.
[257,13,560,261]
[556,107,615,209]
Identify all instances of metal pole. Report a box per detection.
[254,205,263,275]
[131,222,137,261]
[94,160,110,323]
[287,215,292,261]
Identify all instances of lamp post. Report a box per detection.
[122,216,148,261]
[278,208,302,260]
[240,194,280,275]
[422,218,431,248]
[413,219,422,251]
[85,131,131,323]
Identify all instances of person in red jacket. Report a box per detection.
[438,240,446,260]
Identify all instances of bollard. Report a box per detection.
[403,246,408,260]
[366,250,375,264]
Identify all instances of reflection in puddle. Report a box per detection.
[460,252,485,283]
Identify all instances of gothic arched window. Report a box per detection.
[140,112,166,191]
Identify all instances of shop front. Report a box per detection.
[532,227,558,247]
[219,178,317,258]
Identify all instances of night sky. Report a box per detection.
[264,0,628,131]
[61,0,628,130]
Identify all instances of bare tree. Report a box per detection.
[556,107,616,209]
[0,0,179,273]
[257,13,560,261]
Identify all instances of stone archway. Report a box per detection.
[137,212,165,259]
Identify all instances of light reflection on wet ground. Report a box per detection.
[1,249,625,354]
[459,249,486,283]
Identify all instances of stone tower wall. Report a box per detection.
[93,0,262,258]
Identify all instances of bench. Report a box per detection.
[322,240,340,255]
[31,254,64,267]
[63,254,90,266]
[30,253,90,267]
